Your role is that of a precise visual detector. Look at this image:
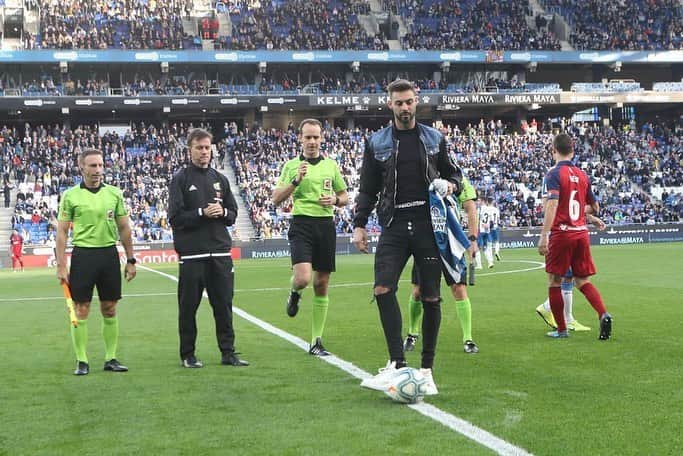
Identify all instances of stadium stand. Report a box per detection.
[389,0,562,51]
[12,0,682,51]
[3,117,681,243]
[222,120,681,238]
[214,0,387,50]
[3,122,215,244]
[34,0,194,50]
[542,0,683,50]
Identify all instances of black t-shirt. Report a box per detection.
[395,127,428,206]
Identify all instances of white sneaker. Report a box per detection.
[419,368,439,395]
[360,361,398,391]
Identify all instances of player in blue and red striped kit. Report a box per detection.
[537,133,612,340]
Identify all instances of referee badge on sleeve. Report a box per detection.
[107,210,114,220]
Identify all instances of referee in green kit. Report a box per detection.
[273,119,348,356]
[56,148,137,376]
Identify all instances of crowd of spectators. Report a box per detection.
[223,123,372,238]
[216,0,387,50]
[34,0,192,50]
[0,72,561,97]
[0,78,111,96]
[2,121,214,244]
[119,78,215,96]
[224,119,681,238]
[0,77,219,97]
[543,0,682,50]
[13,0,683,51]
[386,0,561,51]
[2,118,680,244]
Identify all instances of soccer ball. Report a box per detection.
[384,367,428,404]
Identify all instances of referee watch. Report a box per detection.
[468,235,477,241]
[126,258,137,265]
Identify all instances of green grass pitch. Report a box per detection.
[1,244,681,455]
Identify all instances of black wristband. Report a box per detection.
[468,235,477,241]
[126,258,137,265]
[291,178,300,187]
[334,194,339,206]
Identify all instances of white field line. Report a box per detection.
[138,264,535,456]
[0,260,544,303]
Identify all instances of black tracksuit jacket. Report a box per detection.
[168,163,238,257]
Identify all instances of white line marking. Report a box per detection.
[139,264,534,456]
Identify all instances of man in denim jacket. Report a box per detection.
[353,79,464,396]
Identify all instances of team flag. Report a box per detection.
[428,189,471,284]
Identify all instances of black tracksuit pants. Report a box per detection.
[178,255,235,360]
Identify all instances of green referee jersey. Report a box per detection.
[277,156,347,217]
[58,183,128,247]
[452,177,477,222]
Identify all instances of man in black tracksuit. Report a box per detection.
[169,128,248,368]
[353,80,463,395]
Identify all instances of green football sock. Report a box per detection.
[311,295,329,343]
[102,316,119,361]
[455,298,473,342]
[70,319,88,363]
[408,296,423,335]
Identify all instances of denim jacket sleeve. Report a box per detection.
[353,138,381,228]
[437,138,464,197]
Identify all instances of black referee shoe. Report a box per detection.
[104,359,129,372]
[74,361,89,376]
[308,337,331,356]
[464,340,479,354]
[286,291,301,317]
[403,334,419,352]
[221,352,249,366]
[182,356,204,368]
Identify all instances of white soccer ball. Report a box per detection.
[384,367,428,404]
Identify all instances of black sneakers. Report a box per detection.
[309,337,331,356]
[403,334,419,352]
[182,356,204,368]
[599,313,613,340]
[221,352,249,366]
[74,361,89,376]
[104,359,129,372]
[74,360,127,375]
[286,291,301,317]
[464,340,479,354]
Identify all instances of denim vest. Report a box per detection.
[366,123,444,226]
[368,124,442,162]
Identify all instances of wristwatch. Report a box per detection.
[291,178,300,187]
[468,235,477,241]
[126,258,137,265]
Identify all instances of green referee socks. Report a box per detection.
[102,316,119,361]
[311,295,329,344]
[455,298,473,342]
[70,319,88,363]
[408,295,423,336]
